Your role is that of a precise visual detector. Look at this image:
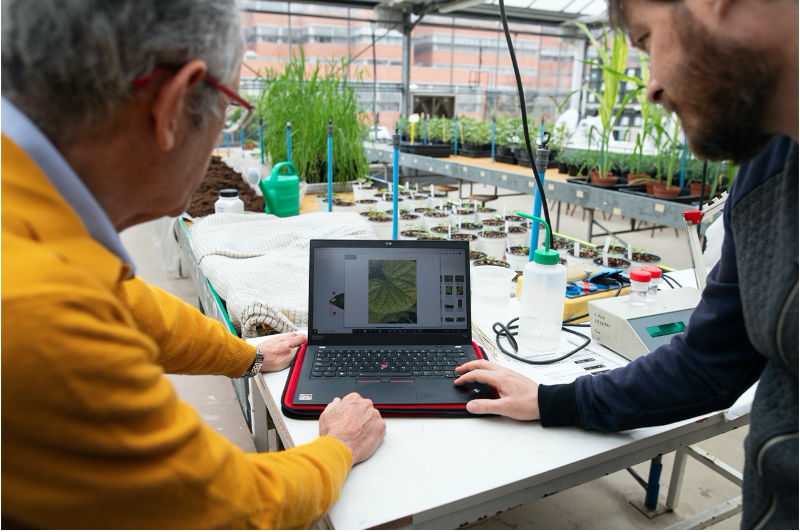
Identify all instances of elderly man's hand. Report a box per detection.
[453,359,541,420]
[319,393,386,465]
[255,332,307,372]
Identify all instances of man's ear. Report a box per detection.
[151,60,207,152]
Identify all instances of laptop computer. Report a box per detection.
[282,239,496,417]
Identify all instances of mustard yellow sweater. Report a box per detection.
[1,136,351,529]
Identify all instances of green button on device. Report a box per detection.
[645,321,686,338]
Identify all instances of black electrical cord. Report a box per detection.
[662,274,682,287]
[492,318,592,365]
[497,0,554,249]
[661,275,674,289]
[491,281,622,364]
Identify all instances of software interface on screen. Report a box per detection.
[311,246,468,334]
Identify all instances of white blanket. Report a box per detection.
[189,212,375,338]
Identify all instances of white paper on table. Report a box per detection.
[474,320,627,386]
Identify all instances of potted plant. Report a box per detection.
[473,256,510,268]
[495,115,520,164]
[572,23,641,185]
[457,220,484,234]
[593,255,631,270]
[477,229,508,259]
[422,210,450,230]
[366,213,393,239]
[469,250,488,266]
[399,224,428,240]
[505,246,531,271]
[651,116,683,198]
[476,206,498,222]
[449,232,478,251]
[257,47,368,184]
[459,116,493,157]
[565,245,598,266]
[630,246,662,269]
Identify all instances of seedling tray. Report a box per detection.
[495,154,517,165]
[620,188,704,204]
[567,177,647,193]
[399,143,452,158]
[458,147,492,158]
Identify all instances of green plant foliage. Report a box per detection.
[368,259,418,323]
[256,47,369,184]
[459,116,493,145]
[427,116,454,143]
[329,292,345,309]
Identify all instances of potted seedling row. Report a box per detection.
[469,250,488,267]
[506,225,529,248]
[475,207,498,222]
[423,210,450,230]
[399,226,427,240]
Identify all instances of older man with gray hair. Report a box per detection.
[1,1,385,528]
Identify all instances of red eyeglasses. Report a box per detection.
[133,65,253,133]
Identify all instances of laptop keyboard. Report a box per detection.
[311,348,469,378]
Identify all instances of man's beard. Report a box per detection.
[669,5,780,163]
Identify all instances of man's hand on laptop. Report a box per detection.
[454,360,541,420]
[255,331,307,372]
[319,393,386,465]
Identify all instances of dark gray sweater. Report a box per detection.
[539,135,798,529]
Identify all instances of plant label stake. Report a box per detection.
[453,117,458,156]
[603,236,611,267]
[574,241,580,261]
[430,184,434,198]
[439,199,444,210]
[224,132,230,157]
[491,118,496,164]
[506,238,511,254]
[286,122,292,163]
[327,117,333,212]
[259,118,264,165]
[459,216,462,228]
[679,142,688,188]
[627,244,633,261]
[392,127,400,239]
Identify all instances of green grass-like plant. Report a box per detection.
[256,47,369,184]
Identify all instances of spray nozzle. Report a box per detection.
[515,211,559,265]
[540,131,551,150]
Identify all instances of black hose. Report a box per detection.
[497,0,554,249]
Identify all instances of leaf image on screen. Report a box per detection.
[368,259,418,324]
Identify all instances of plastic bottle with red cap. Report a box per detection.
[629,269,652,307]
[641,266,663,303]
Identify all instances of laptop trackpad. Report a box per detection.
[356,381,418,405]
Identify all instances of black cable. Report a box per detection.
[490,280,623,363]
[497,0,554,249]
[661,275,674,289]
[662,274,682,287]
[492,319,592,365]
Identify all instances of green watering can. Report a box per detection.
[260,162,300,217]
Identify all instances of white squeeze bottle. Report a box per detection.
[517,212,566,351]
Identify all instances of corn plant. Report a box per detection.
[573,23,643,176]
[256,47,369,184]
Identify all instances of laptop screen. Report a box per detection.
[308,240,471,344]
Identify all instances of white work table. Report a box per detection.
[248,270,753,529]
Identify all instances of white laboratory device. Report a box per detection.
[588,287,702,360]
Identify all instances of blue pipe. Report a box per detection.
[392,139,399,239]
[225,132,230,156]
[259,118,264,165]
[491,119,496,164]
[327,118,333,212]
[240,129,245,157]
[453,117,458,156]
[679,142,687,188]
[286,122,292,163]
[645,458,663,510]
[424,115,428,144]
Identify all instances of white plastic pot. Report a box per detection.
[398,215,421,232]
[423,213,450,230]
[477,231,507,260]
[506,227,529,248]
[505,250,530,272]
[355,199,379,213]
[332,202,356,213]
[367,218,393,240]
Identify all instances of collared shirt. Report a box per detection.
[1,97,136,274]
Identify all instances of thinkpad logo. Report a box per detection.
[461,388,481,398]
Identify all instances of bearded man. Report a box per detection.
[454,0,798,528]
